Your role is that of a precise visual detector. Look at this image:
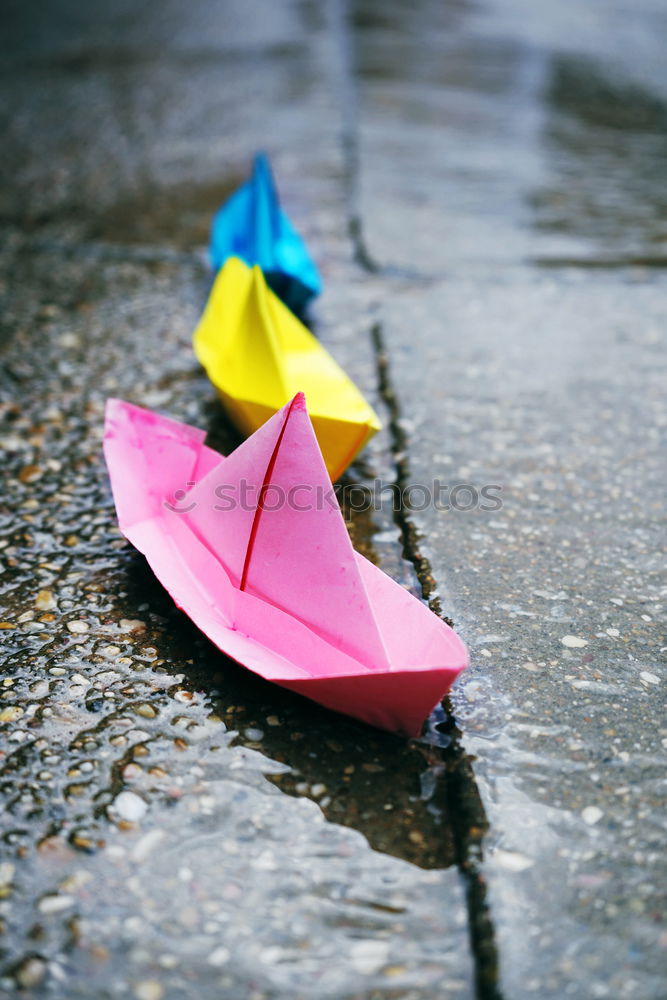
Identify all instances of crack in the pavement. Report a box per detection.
[331,0,379,274]
[330,1,504,994]
[370,321,503,1000]
[369,323,446,619]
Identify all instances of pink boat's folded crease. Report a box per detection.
[103,396,468,735]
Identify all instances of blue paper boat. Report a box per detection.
[210,153,322,314]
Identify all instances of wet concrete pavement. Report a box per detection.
[0,0,665,998]
[352,0,667,996]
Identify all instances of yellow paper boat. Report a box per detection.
[193,256,382,480]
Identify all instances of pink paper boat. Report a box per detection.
[103,394,468,735]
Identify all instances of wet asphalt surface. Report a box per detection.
[0,1,665,998]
